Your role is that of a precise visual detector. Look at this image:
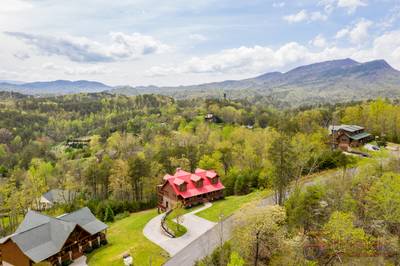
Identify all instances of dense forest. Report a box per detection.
[1,93,400,265]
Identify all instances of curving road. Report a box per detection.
[163,169,345,266]
[143,203,216,256]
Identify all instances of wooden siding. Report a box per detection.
[0,239,31,266]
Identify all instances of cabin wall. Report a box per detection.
[0,240,31,266]
[161,184,178,210]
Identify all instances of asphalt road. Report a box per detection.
[164,148,399,266]
[163,169,343,266]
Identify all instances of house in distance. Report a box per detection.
[0,207,107,266]
[40,189,76,210]
[329,124,374,150]
[157,168,225,212]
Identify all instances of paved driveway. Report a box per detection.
[143,203,216,256]
[164,170,346,266]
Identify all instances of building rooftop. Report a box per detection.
[0,207,107,263]
[163,168,224,198]
[329,124,364,133]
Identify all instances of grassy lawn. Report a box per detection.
[196,190,271,222]
[87,209,169,266]
[165,216,187,237]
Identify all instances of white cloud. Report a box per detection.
[42,62,111,75]
[272,2,285,8]
[335,19,373,44]
[337,0,367,14]
[0,0,33,13]
[189,34,207,42]
[283,10,327,23]
[5,31,170,63]
[318,0,367,14]
[146,29,400,77]
[310,35,327,48]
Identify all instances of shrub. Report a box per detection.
[62,259,73,266]
[103,205,115,222]
[115,211,130,221]
[84,246,93,254]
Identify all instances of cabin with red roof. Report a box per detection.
[157,168,225,212]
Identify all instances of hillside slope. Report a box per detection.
[112,58,400,106]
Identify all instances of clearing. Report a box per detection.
[195,190,270,222]
[87,209,169,266]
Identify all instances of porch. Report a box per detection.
[47,232,107,265]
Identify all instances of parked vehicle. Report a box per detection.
[364,144,380,151]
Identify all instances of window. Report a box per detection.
[179,183,187,191]
[196,180,203,188]
[211,177,218,184]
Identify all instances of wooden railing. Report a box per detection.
[161,210,175,238]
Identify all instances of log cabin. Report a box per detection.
[0,207,107,266]
[329,124,374,150]
[157,168,225,212]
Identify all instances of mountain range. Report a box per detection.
[0,80,111,95]
[1,58,400,106]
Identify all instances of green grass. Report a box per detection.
[87,209,169,266]
[165,216,187,237]
[196,190,271,222]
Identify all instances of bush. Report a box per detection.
[115,211,130,221]
[100,239,108,246]
[103,205,115,222]
[84,246,93,254]
[62,259,73,266]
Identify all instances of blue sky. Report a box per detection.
[0,0,399,86]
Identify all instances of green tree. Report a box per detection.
[268,133,296,205]
[103,205,115,222]
[365,173,400,226]
[128,154,150,202]
[323,211,373,263]
[285,185,329,233]
[26,158,53,209]
[227,252,244,266]
[234,205,287,266]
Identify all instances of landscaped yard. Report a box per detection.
[196,190,271,222]
[165,208,187,237]
[87,209,169,266]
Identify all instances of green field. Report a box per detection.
[87,209,168,266]
[196,190,271,222]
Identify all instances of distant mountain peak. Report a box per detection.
[363,59,393,69]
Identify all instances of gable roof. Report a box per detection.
[329,124,364,133]
[0,207,107,263]
[58,207,108,235]
[348,132,372,140]
[41,189,75,204]
[162,168,224,198]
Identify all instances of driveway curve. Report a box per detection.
[143,203,216,256]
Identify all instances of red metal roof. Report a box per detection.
[163,168,225,198]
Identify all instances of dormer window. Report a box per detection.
[205,171,218,184]
[190,174,203,188]
[173,178,187,192]
[210,176,218,184]
[179,183,187,192]
[195,179,203,188]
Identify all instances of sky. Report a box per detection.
[0,0,399,86]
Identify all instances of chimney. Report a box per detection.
[176,167,182,172]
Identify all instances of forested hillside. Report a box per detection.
[1,93,400,265]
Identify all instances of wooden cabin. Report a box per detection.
[329,124,374,149]
[0,207,107,266]
[157,168,225,212]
